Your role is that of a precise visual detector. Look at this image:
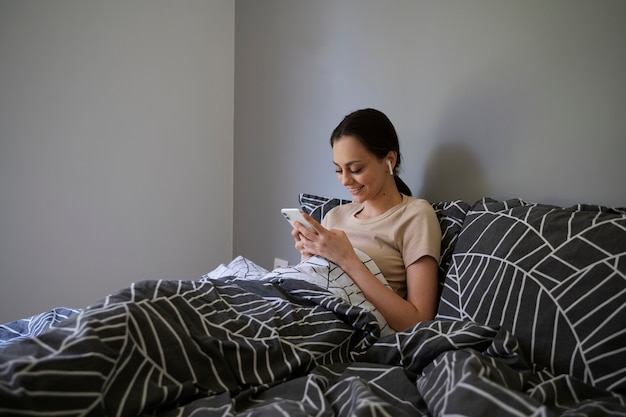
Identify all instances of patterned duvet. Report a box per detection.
[1,254,625,416]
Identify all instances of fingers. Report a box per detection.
[290,213,326,258]
[301,212,321,230]
[297,213,326,237]
[293,223,314,241]
[295,238,313,259]
[292,227,313,257]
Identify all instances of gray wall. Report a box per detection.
[2,1,625,324]
[234,0,626,269]
[0,1,234,323]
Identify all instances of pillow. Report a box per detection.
[436,197,626,393]
[431,200,471,286]
[298,193,351,223]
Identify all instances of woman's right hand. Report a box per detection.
[291,225,314,260]
[291,212,329,261]
[291,213,359,269]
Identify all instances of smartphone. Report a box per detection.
[281,208,314,231]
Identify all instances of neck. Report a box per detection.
[358,189,403,219]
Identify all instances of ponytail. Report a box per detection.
[394,176,412,196]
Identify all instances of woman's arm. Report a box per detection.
[338,253,438,331]
[292,212,439,331]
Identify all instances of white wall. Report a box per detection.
[234,0,626,269]
[0,1,234,323]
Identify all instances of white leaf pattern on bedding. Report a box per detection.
[0,278,379,415]
[202,249,394,337]
[0,307,81,348]
[437,198,626,394]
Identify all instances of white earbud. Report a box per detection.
[386,159,394,176]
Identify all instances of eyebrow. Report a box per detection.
[333,160,362,167]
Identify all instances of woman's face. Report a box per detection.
[332,135,391,203]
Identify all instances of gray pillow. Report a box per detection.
[437,197,626,394]
[298,193,351,223]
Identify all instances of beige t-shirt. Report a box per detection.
[322,195,441,298]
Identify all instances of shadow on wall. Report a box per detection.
[419,143,487,205]
[418,67,536,205]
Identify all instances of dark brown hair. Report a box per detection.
[330,108,412,196]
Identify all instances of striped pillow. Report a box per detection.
[298,193,351,222]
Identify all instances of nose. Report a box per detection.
[339,171,353,186]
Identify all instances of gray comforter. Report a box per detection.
[1,264,625,416]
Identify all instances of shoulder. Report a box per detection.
[322,202,359,225]
[326,201,360,217]
[398,197,442,262]
[397,197,441,235]
[401,196,437,217]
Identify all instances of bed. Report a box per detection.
[1,194,625,416]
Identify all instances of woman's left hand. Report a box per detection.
[292,212,358,267]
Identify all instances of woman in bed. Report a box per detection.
[291,108,441,332]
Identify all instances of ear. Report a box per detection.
[385,151,398,170]
[386,159,394,175]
